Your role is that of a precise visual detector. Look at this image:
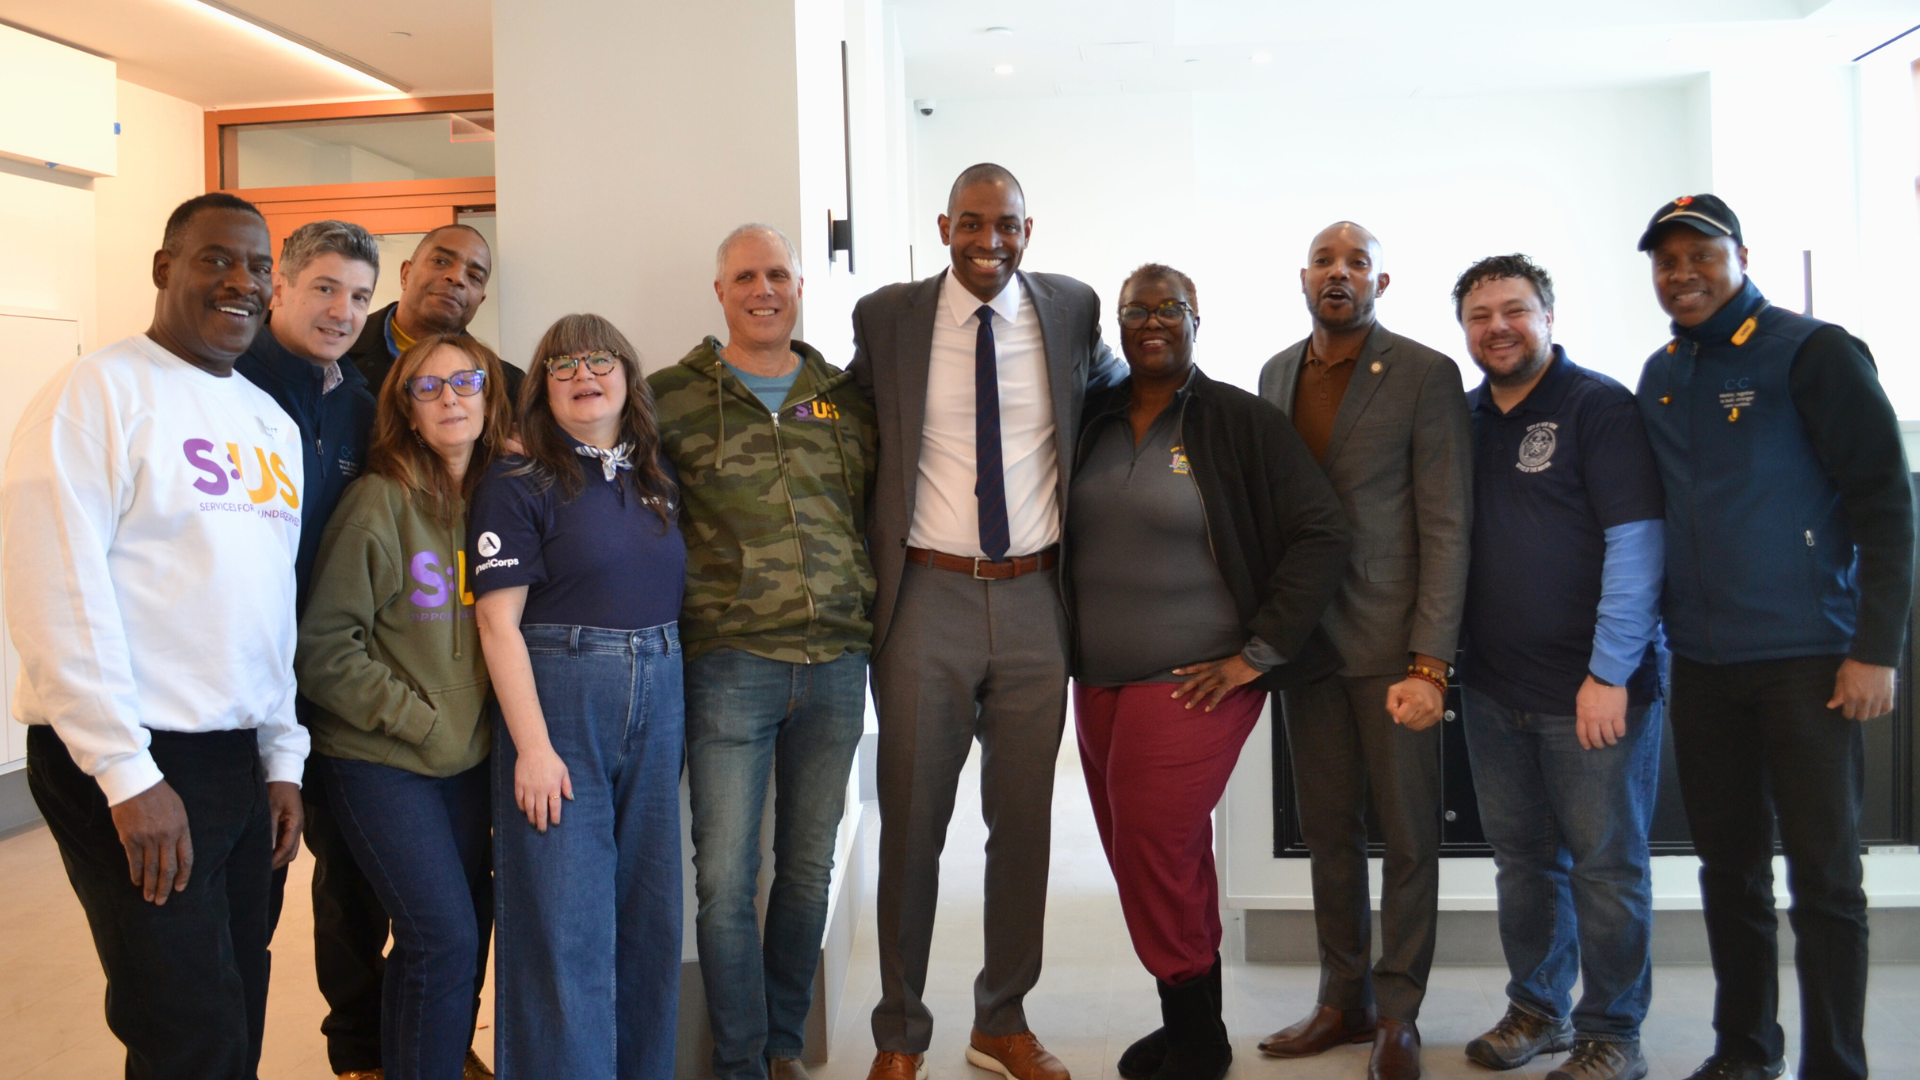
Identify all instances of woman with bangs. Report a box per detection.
[469,314,687,1080]
[296,333,512,1080]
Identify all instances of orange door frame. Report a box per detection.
[205,95,496,257]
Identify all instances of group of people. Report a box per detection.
[0,160,1907,1080]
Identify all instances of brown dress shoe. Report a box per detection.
[1258,1004,1378,1058]
[1369,1018,1422,1080]
[967,1029,1071,1080]
[868,1051,929,1080]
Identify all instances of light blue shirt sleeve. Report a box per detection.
[1590,518,1664,686]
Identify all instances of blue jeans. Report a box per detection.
[492,624,684,1080]
[1461,686,1661,1041]
[322,755,492,1080]
[686,649,866,1080]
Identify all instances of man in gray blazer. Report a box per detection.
[848,163,1123,1080]
[1253,222,1473,1080]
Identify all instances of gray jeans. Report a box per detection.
[869,561,1070,1053]
[1280,674,1442,1024]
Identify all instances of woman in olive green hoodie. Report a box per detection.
[297,333,512,1080]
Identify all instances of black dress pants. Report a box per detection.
[1669,654,1868,1080]
[267,756,391,1074]
[27,724,272,1080]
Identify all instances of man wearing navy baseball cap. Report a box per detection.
[1634,195,1915,1080]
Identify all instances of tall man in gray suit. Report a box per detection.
[1254,222,1473,1080]
[848,163,1124,1080]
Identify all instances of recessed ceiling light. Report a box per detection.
[1250,51,1272,64]
[986,26,1014,36]
[994,63,1015,75]
[389,30,411,38]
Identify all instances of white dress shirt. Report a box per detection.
[1,336,307,805]
[908,271,1059,558]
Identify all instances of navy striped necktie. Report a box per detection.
[974,304,1011,561]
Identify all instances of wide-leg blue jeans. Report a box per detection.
[686,648,866,1080]
[492,623,684,1080]
[1461,686,1660,1041]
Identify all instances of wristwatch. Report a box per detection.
[1588,671,1618,688]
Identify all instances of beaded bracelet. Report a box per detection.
[1405,664,1449,692]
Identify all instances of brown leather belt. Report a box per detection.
[905,545,1059,580]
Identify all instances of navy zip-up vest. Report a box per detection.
[1636,279,1854,664]
[237,326,378,613]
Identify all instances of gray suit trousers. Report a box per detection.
[1281,675,1442,1023]
[869,560,1069,1053]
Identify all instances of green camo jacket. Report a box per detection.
[649,337,878,663]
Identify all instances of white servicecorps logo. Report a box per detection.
[477,531,502,557]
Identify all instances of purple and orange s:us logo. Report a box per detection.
[409,550,474,609]
[183,438,300,508]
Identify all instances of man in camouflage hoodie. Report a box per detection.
[649,224,877,1080]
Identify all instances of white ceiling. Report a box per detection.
[0,0,490,108]
[1,0,1913,111]
[898,0,1920,101]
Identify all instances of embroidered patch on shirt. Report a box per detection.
[1517,422,1558,474]
[1169,445,1191,475]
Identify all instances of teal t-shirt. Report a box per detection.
[724,358,801,413]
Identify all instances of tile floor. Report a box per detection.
[3,736,1918,1079]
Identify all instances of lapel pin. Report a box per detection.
[1370,361,1382,374]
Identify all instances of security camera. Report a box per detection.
[915,98,937,117]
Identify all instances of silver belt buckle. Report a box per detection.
[972,556,995,580]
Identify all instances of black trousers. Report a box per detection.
[267,756,391,1074]
[1670,654,1868,1080]
[27,725,273,1080]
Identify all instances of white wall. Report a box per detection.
[494,0,807,372]
[94,80,205,348]
[909,83,1710,394]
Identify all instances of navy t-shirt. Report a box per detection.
[467,438,686,630]
[1460,349,1665,715]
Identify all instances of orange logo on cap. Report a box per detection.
[1674,196,1694,206]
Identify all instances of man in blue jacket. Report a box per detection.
[236,220,387,1080]
[1634,195,1915,1080]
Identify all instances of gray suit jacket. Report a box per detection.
[1257,323,1473,677]
[849,269,1124,651]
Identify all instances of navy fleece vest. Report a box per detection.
[1636,280,1854,664]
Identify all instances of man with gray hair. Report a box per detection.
[649,224,877,1080]
[237,220,404,1080]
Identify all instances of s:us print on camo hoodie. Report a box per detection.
[648,336,878,664]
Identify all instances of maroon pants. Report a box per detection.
[1075,681,1265,984]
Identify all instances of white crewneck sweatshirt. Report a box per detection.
[2,335,308,805]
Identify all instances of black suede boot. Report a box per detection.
[1152,966,1232,1080]
[1118,1026,1167,1080]
[1121,956,1223,1080]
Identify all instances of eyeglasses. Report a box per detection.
[545,351,621,380]
[1118,301,1196,328]
[406,369,487,401]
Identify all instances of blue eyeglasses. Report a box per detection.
[406,369,487,401]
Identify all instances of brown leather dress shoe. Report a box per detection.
[1369,1018,1422,1080]
[1258,1004,1378,1058]
[867,1051,928,1080]
[967,1029,1071,1080]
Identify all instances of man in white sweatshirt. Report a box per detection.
[1,192,308,1080]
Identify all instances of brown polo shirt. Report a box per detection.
[1292,346,1360,463]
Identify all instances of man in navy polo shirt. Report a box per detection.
[1453,255,1665,1080]
[1635,195,1913,1080]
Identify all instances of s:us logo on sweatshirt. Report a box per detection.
[182,438,300,512]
